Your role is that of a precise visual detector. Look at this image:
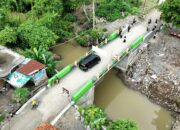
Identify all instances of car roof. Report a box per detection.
[80,53,99,65]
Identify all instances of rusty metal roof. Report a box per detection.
[35,123,59,130]
[16,60,45,75]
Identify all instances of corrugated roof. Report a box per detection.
[16,60,45,75]
[35,123,59,130]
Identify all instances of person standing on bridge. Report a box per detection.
[133,18,136,24]
[119,27,122,38]
[127,25,131,32]
[148,19,151,25]
[123,35,126,43]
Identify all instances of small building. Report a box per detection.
[35,123,59,130]
[0,45,48,88]
[7,59,48,88]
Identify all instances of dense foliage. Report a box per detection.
[75,28,105,46]
[0,26,17,46]
[79,105,139,130]
[159,0,180,26]
[18,20,58,49]
[108,119,139,130]
[12,88,30,104]
[96,0,140,21]
[78,105,110,130]
[25,48,59,76]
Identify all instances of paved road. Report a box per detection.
[2,9,161,130]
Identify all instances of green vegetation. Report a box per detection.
[159,0,180,27]
[78,105,139,130]
[108,119,139,130]
[0,26,17,46]
[25,48,59,76]
[78,105,110,129]
[75,28,105,46]
[12,88,30,104]
[18,20,58,49]
[96,0,140,21]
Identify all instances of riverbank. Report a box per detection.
[117,33,180,130]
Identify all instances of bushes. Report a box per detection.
[159,0,180,26]
[108,119,139,130]
[18,20,58,49]
[12,88,30,104]
[25,48,59,76]
[0,26,17,46]
[79,105,139,130]
[96,0,139,21]
[78,105,110,130]
[30,0,63,17]
[75,28,104,46]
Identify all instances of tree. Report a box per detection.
[0,8,9,30]
[96,0,139,21]
[108,119,139,130]
[12,88,30,104]
[25,48,59,76]
[159,0,180,26]
[18,20,58,49]
[78,105,110,130]
[31,0,63,17]
[0,26,17,46]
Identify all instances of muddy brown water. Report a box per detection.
[51,41,88,69]
[95,69,172,130]
[52,43,172,130]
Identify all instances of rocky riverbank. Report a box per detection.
[117,33,180,130]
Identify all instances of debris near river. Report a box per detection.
[117,33,180,129]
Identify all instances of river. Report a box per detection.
[52,42,173,130]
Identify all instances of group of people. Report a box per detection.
[147,18,164,39]
[119,18,136,43]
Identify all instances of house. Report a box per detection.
[0,45,48,88]
[35,123,59,130]
[7,59,48,88]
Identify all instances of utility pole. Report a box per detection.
[93,0,95,28]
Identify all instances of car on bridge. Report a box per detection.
[79,53,101,71]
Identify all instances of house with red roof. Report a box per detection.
[7,59,48,88]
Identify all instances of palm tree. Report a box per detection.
[25,48,59,76]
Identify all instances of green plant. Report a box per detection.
[96,0,139,21]
[108,119,139,130]
[159,0,180,26]
[18,20,58,49]
[0,26,17,46]
[12,88,30,104]
[78,105,110,130]
[25,48,59,76]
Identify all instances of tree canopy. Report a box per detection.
[159,0,180,26]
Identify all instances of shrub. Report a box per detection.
[96,0,139,21]
[78,105,110,130]
[0,26,17,46]
[25,48,59,76]
[12,88,30,104]
[63,13,76,22]
[159,0,180,26]
[37,13,73,42]
[0,8,9,30]
[108,119,139,130]
[18,20,58,49]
